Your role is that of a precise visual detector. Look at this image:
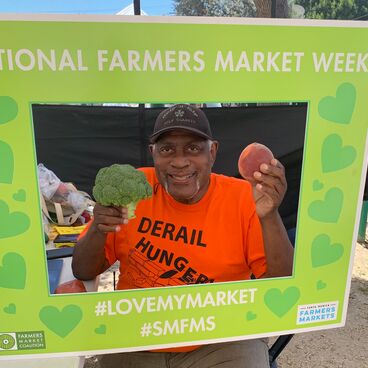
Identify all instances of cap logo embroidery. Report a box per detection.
[151,104,212,141]
[163,118,175,126]
[175,109,185,118]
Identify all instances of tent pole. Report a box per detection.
[271,0,276,18]
[134,0,141,16]
[133,0,144,166]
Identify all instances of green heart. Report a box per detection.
[0,140,14,184]
[311,234,344,267]
[3,303,16,314]
[0,96,18,125]
[95,324,107,334]
[246,311,257,321]
[321,134,356,173]
[308,188,343,223]
[0,200,30,239]
[318,83,356,124]
[39,305,83,338]
[264,287,300,318]
[312,180,324,191]
[12,189,26,202]
[317,280,327,290]
[0,253,26,289]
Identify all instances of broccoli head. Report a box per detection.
[92,164,152,219]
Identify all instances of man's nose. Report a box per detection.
[170,152,190,168]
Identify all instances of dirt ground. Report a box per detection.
[85,237,368,368]
[274,241,368,368]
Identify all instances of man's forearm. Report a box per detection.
[72,223,110,280]
[259,211,294,278]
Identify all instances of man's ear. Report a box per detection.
[148,144,154,155]
[210,140,219,166]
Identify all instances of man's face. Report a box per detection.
[150,130,218,204]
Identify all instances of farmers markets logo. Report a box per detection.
[296,302,338,325]
[0,331,46,351]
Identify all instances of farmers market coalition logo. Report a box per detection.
[0,333,16,350]
[0,331,46,351]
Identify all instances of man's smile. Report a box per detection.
[168,172,196,183]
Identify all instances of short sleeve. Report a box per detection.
[245,211,267,278]
[77,219,118,267]
[104,232,118,266]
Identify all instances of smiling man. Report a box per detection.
[73,104,294,368]
[149,104,217,205]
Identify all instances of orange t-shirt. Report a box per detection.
[80,168,266,352]
[99,167,266,289]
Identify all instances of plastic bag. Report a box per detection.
[38,163,94,226]
[37,163,61,200]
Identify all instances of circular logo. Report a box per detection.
[0,334,15,349]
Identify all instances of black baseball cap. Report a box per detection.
[150,104,213,143]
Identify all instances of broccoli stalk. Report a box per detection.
[125,201,139,220]
[92,164,152,219]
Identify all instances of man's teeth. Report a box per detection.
[171,174,193,181]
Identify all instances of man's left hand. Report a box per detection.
[251,158,287,219]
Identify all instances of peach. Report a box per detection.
[238,143,274,184]
[54,279,87,294]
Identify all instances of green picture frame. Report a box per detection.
[0,14,367,358]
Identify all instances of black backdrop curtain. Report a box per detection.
[32,104,308,229]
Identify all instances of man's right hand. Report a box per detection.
[72,203,128,280]
[92,203,129,233]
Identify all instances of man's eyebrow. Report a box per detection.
[185,140,206,145]
[156,140,174,146]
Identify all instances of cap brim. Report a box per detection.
[150,126,212,143]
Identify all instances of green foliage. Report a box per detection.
[93,164,152,219]
[296,0,368,20]
[174,0,256,17]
